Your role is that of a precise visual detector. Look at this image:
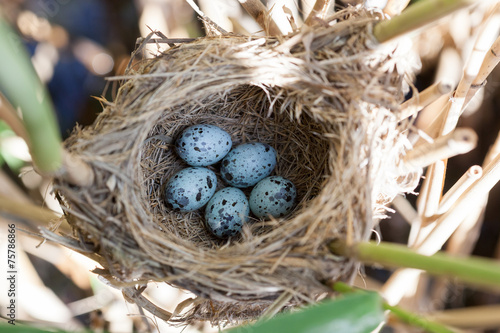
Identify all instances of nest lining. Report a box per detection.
[52,7,419,325]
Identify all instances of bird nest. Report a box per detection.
[49,7,420,326]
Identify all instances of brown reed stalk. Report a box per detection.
[399,81,453,120]
[383,0,412,17]
[237,0,282,35]
[404,128,477,170]
[0,194,62,229]
[437,165,482,214]
[305,0,333,25]
[428,305,500,329]
[464,35,500,107]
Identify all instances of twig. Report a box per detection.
[383,0,412,17]
[122,287,173,322]
[437,165,482,214]
[305,0,332,25]
[330,241,500,291]
[399,81,453,120]
[135,37,197,45]
[404,128,477,170]
[373,0,478,43]
[237,0,282,36]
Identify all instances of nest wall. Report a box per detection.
[52,8,419,324]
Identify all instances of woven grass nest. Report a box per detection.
[52,7,420,325]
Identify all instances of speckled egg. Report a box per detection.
[175,124,232,166]
[220,142,277,188]
[205,187,250,238]
[164,167,217,212]
[249,176,296,219]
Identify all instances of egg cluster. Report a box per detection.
[164,124,296,239]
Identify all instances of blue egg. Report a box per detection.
[175,124,232,166]
[220,143,277,188]
[164,167,217,212]
[249,176,296,219]
[205,187,250,238]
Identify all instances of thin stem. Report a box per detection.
[0,16,62,173]
[384,304,456,333]
[373,0,478,43]
[330,240,500,291]
[237,0,282,36]
[332,282,456,333]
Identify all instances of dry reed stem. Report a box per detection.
[428,305,500,329]
[237,0,282,36]
[403,128,477,170]
[434,48,462,87]
[437,165,482,214]
[415,152,500,255]
[391,195,418,225]
[409,4,500,257]
[57,150,95,187]
[439,6,500,136]
[446,130,500,254]
[383,0,412,17]
[464,34,500,107]
[0,194,63,230]
[381,268,422,305]
[305,0,332,25]
[421,161,445,220]
[399,81,453,120]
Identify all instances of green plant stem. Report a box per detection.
[0,16,62,173]
[332,282,456,333]
[330,240,500,291]
[373,0,478,43]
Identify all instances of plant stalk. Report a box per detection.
[0,16,62,173]
[332,282,456,333]
[330,240,500,291]
[373,0,478,43]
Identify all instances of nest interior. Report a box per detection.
[52,7,419,325]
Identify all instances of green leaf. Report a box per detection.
[0,15,62,173]
[227,292,384,333]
